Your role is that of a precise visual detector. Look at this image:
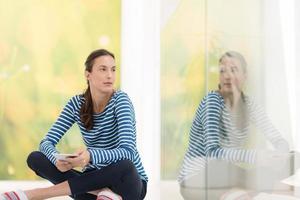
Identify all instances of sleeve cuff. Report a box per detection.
[88,149,99,164]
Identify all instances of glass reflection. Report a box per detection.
[178,51,292,200]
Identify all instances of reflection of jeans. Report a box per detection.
[179,158,292,200]
[27,151,147,200]
[180,159,243,200]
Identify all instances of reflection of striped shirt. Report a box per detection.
[178,91,288,182]
[40,90,148,182]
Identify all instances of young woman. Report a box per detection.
[1,49,148,200]
[178,51,289,200]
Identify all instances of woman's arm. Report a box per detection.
[88,93,136,165]
[202,94,257,164]
[39,97,77,165]
[247,98,289,152]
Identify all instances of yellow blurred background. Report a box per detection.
[0,0,121,179]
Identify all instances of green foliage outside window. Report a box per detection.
[0,0,121,179]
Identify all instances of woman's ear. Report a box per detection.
[85,71,90,80]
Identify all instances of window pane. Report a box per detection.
[0,0,121,180]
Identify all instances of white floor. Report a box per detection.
[0,181,72,200]
[2,180,300,200]
[160,180,183,200]
[0,180,183,200]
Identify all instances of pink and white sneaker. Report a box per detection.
[0,190,28,200]
[97,189,122,200]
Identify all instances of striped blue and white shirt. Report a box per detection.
[39,90,148,182]
[178,91,288,182]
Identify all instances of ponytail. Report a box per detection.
[80,85,94,130]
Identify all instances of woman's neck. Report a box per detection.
[219,89,242,111]
[220,90,249,129]
[90,89,114,113]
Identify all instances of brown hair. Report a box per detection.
[219,51,247,73]
[80,49,115,130]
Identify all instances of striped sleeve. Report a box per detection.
[202,94,257,164]
[88,93,136,164]
[39,96,77,164]
[178,105,207,181]
[247,98,289,152]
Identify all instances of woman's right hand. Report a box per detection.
[56,160,73,172]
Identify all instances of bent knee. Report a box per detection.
[27,151,45,169]
[118,160,135,172]
[117,160,140,181]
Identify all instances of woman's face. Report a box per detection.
[219,56,246,94]
[86,55,116,94]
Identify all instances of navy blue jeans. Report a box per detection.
[27,151,147,200]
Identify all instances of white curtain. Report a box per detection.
[263,0,298,150]
[264,0,300,196]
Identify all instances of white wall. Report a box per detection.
[263,0,294,146]
[295,0,300,151]
[121,1,160,199]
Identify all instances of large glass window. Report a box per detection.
[0,0,121,180]
[161,0,299,199]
